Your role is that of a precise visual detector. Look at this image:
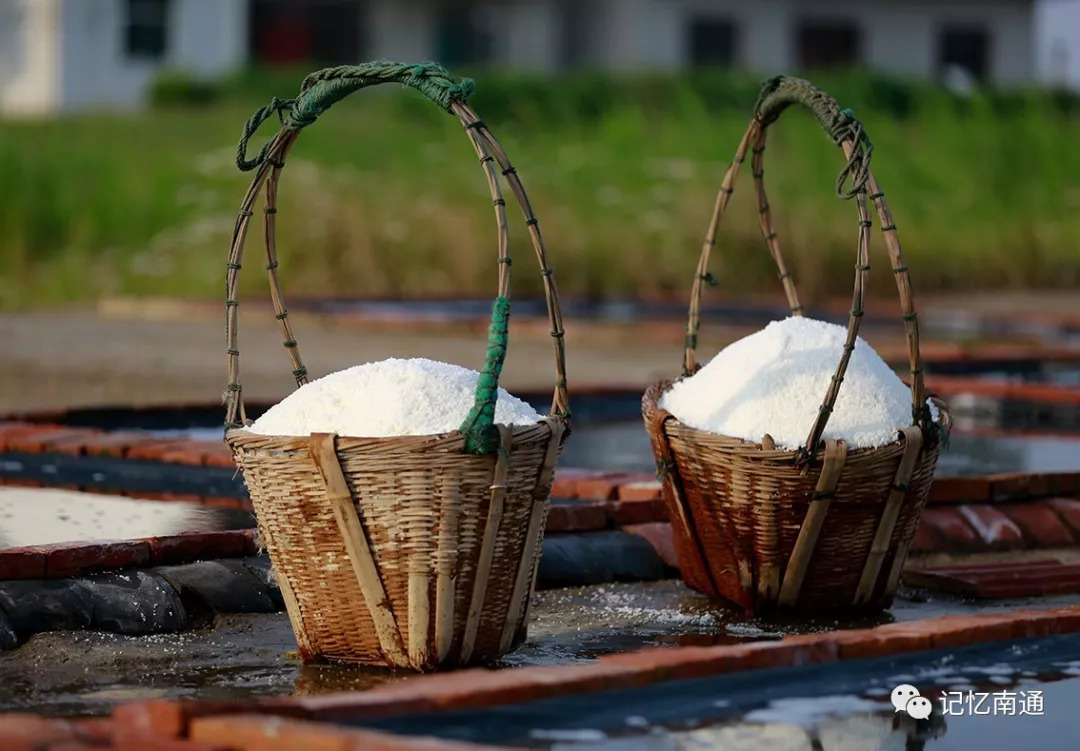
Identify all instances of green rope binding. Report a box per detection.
[236,61,475,172]
[459,295,510,454]
[460,296,511,455]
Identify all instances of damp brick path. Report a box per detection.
[1,603,1078,750]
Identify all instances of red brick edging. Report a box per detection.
[0,530,259,581]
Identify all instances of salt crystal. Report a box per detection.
[248,357,542,438]
[659,317,937,450]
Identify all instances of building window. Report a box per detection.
[939,26,990,81]
[796,20,861,70]
[249,0,362,66]
[436,7,495,67]
[688,17,737,66]
[125,0,170,60]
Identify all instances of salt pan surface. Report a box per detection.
[659,316,937,450]
[248,357,542,438]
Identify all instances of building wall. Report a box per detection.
[0,0,63,116]
[366,0,436,63]
[493,0,1033,84]
[1036,0,1080,90]
[577,0,1034,82]
[51,0,247,113]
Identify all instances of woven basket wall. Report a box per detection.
[221,62,571,667]
[644,76,950,615]
[644,386,947,613]
[229,423,564,668]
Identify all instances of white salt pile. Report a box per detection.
[248,357,542,438]
[660,316,937,450]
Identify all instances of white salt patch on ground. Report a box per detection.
[248,357,542,438]
[660,317,938,450]
[725,623,785,638]
[602,605,718,627]
[0,487,213,549]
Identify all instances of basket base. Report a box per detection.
[295,626,530,671]
[677,572,899,618]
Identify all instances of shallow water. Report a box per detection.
[0,487,254,550]
[358,633,1080,750]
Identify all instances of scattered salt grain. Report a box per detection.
[247,357,542,438]
[660,317,937,450]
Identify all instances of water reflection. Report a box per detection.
[0,487,253,550]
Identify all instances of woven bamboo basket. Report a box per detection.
[643,76,951,616]
[222,62,571,669]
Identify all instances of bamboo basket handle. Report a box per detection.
[222,61,570,455]
[683,76,928,464]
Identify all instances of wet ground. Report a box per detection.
[4,579,1079,718]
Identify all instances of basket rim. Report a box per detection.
[643,379,950,461]
[225,414,566,449]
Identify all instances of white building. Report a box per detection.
[2,0,1078,115]
[0,0,247,115]
[378,0,1076,89]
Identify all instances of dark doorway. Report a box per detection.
[435,5,495,66]
[796,19,861,70]
[688,17,737,66]
[939,26,991,81]
[249,0,363,66]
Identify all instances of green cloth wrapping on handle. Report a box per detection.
[236,60,474,172]
[460,296,511,455]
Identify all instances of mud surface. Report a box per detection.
[4,580,1079,718]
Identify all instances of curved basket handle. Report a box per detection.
[683,76,928,464]
[223,62,570,455]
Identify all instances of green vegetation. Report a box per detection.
[1,67,1078,308]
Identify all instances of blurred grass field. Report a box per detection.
[1,67,1078,309]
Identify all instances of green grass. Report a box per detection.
[1,67,1079,309]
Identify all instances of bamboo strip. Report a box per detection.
[309,433,409,668]
[460,426,514,664]
[652,409,721,596]
[434,478,460,665]
[778,439,848,607]
[854,426,924,605]
[885,538,914,597]
[408,571,431,668]
[501,420,564,653]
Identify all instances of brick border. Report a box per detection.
[109,603,1080,743]
[0,712,504,751]
[0,530,259,581]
